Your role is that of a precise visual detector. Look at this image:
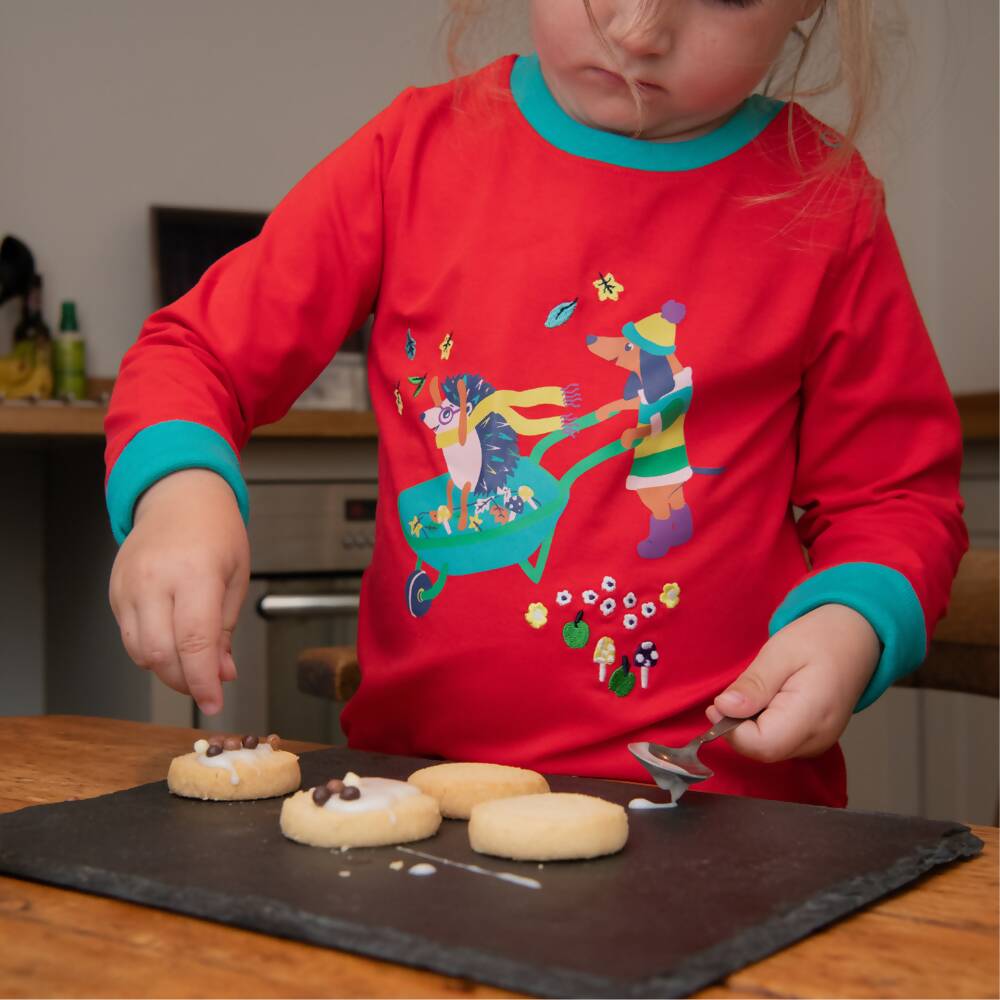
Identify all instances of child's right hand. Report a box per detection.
[109,469,250,716]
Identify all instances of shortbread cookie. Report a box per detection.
[469,792,628,861]
[408,762,550,819]
[167,734,300,801]
[280,772,442,848]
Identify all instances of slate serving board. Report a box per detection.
[0,746,982,998]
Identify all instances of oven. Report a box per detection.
[197,479,377,744]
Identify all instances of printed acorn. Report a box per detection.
[562,610,590,649]
[608,654,636,698]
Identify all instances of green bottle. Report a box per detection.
[53,300,87,400]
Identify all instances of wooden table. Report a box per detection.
[1,717,996,999]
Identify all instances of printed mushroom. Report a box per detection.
[507,495,525,517]
[633,640,660,689]
[517,485,539,510]
[435,505,453,534]
[593,636,616,683]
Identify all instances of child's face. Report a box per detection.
[529,0,820,142]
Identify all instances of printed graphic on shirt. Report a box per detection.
[586,299,697,560]
[395,297,715,632]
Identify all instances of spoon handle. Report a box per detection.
[697,710,763,746]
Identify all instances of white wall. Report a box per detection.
[0,0,995,388]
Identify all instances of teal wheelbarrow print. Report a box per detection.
[398,408,630,617]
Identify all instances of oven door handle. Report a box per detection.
[256,594,361,619]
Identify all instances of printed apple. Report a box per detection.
[562,611,590,649]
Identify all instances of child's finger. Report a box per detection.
[723,692,812,763]
[218,566,248,683]
[136,596,188,694]
[712,639,804,719]
[173,582,226,715]
[116,604,147,672]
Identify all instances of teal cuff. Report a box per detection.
[769,562,927,713]
[106,420,249,544]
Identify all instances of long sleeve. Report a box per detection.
[104,90,411,542]
[768,182,969,709]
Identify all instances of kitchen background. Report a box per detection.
[0,1,996,821]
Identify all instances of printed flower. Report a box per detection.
[601,576,617,593]
[582,589,599,605]
[640,601,656,619]
[593,272,624,302]
[623,592,637,609]
[408,515,423,538]
[599,597,616,616]
[556,590,573,607]
[525,602,548,629]
[439,331,454,360]
[469,514,482,532]
[622,613,639,630]
[659,582,681,609]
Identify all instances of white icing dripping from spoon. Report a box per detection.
[397,846,542,890]
[628,797,677,811]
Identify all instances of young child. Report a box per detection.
[105,0,967,807]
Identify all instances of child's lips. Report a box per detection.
[588,66,665,94]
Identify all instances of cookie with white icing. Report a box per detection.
[167,734,300,801]
[408,762,550,820]
[469,792,628,861]
[280,772,442,848]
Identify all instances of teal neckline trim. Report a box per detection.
[106,420,249,544]
[510,53,784,172]
[769,563,927,714]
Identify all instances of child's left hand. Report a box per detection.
[706,604,881,762]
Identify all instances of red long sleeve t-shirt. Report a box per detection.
[106,55,967,806]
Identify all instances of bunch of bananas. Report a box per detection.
[0,337,53,399]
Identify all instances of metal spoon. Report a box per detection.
[628,712,762,802]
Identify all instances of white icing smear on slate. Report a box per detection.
[407,863,437,877]
[321,777,420,814]
[628,797,677,811]
[397,846,541,890]
[196,743,274,785]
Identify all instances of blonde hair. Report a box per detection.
[444,0,882,192]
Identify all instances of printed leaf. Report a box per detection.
[405,328,416,360]
[544,298,578,329]
[407,374,427,397]
[439,331,454,360]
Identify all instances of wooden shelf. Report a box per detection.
[0,404,377,440]
[0,392,992,442]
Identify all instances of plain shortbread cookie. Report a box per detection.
[408,762,550,819]
[469,792,629,860]
[280,778,442,848]
[167,746,300,801]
